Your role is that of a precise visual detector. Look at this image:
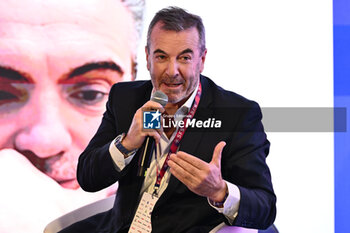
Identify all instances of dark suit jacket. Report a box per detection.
[74,75,276,233]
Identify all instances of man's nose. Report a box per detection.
[165,59,179,77]
[15,94,72,158]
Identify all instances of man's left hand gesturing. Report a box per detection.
[168,141,227,202]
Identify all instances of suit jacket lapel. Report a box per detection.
[179,75,213,157]
[156,75,214,205]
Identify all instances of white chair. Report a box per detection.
[211,223,257,233]
[44,194,115,233]
[44,194,258,233]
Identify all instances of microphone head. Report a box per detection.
[151,91,168,107]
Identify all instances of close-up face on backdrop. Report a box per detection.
[0,0,137,189]
[0,1,338,232]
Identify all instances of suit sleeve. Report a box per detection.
[76,85,125,192]
[223,101,276,229]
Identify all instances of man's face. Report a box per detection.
[146,23,206,105]
[0,0,136,189]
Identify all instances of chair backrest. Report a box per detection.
[258,224,279,233]
[44,194,115,233]
[44,193,278,233]
[211,222,278,233]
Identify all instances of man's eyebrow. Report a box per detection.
[153,48,194,56]
[179,48,194,55]
[67,61,124,79]
[0,65,31,82]
[153,49,167,55]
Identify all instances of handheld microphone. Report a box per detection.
[137,91,168,177]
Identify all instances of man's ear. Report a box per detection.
[199,49,207,73]
[145,46,150,70]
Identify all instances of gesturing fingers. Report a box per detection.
[168,154,201,188]
[210,141,226,168]
[170,151,207,171]
[167,142,227,199]
[168,152,212,196]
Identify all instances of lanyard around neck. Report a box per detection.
[152,82,202,197]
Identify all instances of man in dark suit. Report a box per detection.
[60,6,276,233]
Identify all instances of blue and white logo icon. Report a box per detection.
[143,110,161,129]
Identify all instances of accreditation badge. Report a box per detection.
[128,192,158,233]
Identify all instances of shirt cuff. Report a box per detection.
[207,181,241,224]
[109,138,136,172]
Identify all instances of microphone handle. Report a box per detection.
[137,136,155,177]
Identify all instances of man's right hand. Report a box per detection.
[122,100,165,150]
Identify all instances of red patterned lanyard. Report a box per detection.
[153,82,202,196]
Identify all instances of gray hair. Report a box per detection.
[121,0,145,78]
[122,0,145,44]
[146,6,206,54]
